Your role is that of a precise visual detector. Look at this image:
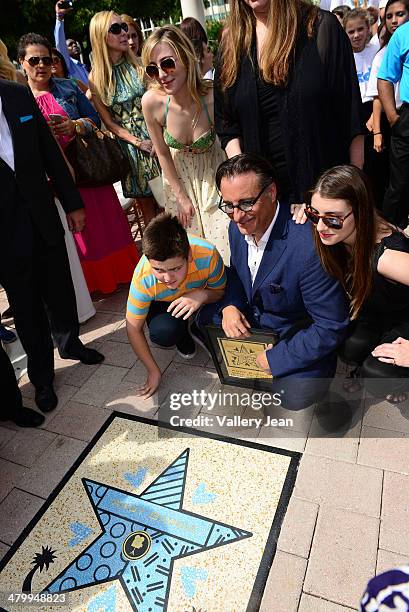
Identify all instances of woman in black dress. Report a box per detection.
[215,0,364,204]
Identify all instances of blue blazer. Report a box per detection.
[222,204,349,378]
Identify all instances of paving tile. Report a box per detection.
[277,497,319,558]
[259,551,307,612]
[44,402,109,441]
[299,594,356,611]
[19,436,87,498]
[124,348,176,383]
[104,382,159,418]
[53,360,101,388]
[72,364,128,407]
[108,321,128,344]
[0,459,27,503]
[358,426,409,474]
[257,426,307,453]
[304,506,378,608]
[97,340,137,369]
[244,401,314,435]
[376,549,409,575]
[79,312,123,344]
[363,396,409,434]
[159,363,219,408]
[0,489,44,545]
[0,426,16,451]
[0,541,10,561]
[379,510,409,556]
[294,454,383,517]
[382,471,409,517]
[94,288,128,314]
[0,428,56,467]
[200,383,247,417]
[173,344,210,367]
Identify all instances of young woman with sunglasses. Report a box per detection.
[141,26,230,263]
[51,47,88,95]
[88,11,160,225]
[308,164,409,403]
[18,33,139,297]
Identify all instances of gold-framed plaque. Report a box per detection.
[205,325,278,391]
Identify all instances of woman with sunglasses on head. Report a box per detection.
[141,25,230,263]
[307,164,409,403]
[18,33,138,297]
[88,11,160,226]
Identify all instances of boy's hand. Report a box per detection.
[135,368,161,399]
[168,289,206,320]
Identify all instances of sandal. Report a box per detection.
[343,367,362,393]
[386,392,408,404]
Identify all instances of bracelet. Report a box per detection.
[133,137,142,148]
[373,132,382,135]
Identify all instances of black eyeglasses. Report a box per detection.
[25,56,53,67]
[145,57,176,79]
[108,22,129,35]
[219,183,272,215]
[305,206,353,230]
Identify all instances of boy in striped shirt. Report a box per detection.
[126,214,226,399]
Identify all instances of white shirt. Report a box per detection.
[0,96,14,171]
[245,203,280,284]
[354,43,379,103]
[367,45,402,107]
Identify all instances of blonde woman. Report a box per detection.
[89,11,159,224]
[0,39,26,84]
[120,14,144,57]
[141,26,230,262]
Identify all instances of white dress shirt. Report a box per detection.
[0,96,15,171]
[245,202,280,284]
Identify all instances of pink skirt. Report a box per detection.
[73,184,139,294]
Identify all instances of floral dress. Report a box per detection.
[109,60,160,198]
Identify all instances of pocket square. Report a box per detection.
[269,283,283,294]
[19,115,33,123]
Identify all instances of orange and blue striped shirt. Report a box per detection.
[126,235,226,321]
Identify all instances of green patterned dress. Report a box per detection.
[109,60,160,198]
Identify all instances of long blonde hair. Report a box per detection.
[89,10,141,105]
[0,39,18,81]
[220,0,317,90]
[141,25,210,110]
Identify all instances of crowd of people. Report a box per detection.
[1,0,409,430]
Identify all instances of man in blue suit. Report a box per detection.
[198,154,349,410]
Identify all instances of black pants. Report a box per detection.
[0,229,82,388]
[146,301,190,347]
[383,104,409,228]
[339,316,409,397]
[0,341,22,416]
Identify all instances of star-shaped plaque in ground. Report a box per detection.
[44,449,252,611]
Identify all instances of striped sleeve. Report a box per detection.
[126,261,153,320]
[206,247,226,290]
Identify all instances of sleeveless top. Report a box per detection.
[366,231,409,315]
[163,96,216,153]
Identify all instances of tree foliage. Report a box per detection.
[0,0,181,58]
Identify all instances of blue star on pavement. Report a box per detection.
[44,449,253,611]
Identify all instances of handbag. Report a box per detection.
[66,121,131,188]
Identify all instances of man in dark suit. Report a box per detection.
[0,80,103,425]
[198,154,350,409]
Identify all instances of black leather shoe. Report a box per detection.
[35,385,58,413]
[1,407,45,428]
[60,346,105,365]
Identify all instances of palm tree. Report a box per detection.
[22,546,57,593]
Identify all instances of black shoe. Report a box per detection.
[176,333,197,359]
[35,385,58,413]
[189,321,211,357]
[60,346,105,365]
[1,407,45,428]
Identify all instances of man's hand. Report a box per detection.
[135,368,162,399]
[222,305,251,338]
[67,208,85,232]
[256,344,274,373]
[55,1,72,17]
[168,289,206,320]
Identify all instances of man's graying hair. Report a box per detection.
[215,153,277,191]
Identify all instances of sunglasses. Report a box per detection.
[52,57,61,65]
[219,183,272,215]
[25,56,53,67]
[305,207,353,230]
[108,22,128,35]
[145,57,176,79]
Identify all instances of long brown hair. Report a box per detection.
[219,0,317,89]
[310,165,387,319]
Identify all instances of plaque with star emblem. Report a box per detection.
[205,325,278,391]
[0,413,299,612]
